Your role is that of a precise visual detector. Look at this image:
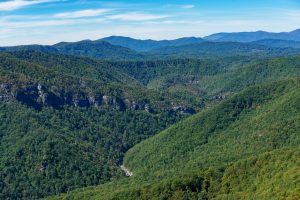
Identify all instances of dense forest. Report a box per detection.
[47,78,300,200]
[111,56,300,96]
[0,51,194,199]
[124,78,300,177]
[48,148,299,200]
[0,33,299,200]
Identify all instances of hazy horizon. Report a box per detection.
[1,27,300,47]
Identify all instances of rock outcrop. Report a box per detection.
[0,83,154,112]
[0,83,196,114]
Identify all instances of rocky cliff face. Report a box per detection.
[0,82,195,114]
[0,83,124,110]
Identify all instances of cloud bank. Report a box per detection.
[0,0,59,11]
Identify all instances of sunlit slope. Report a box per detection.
[46,149,299,200]
[124,78,300,179]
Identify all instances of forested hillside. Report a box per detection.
[0,52,195,199]
[112,56,300,98]
[0,36,299,200]
[124,78,300,177]
[47,78,300,200]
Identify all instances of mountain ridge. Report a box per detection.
[100,36,205,51]
[204,29,300,42]
[1,29,300,59]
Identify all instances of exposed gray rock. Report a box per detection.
[0,82,193,114]
[210,95,226,101]
[102,95,112,105]
[172,105,195,114]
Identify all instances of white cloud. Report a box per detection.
[146,20,204,25]
[164,4,195,9]
[54,9,111,19]
[0,29,13,37]
[0,0,59,11]
[0,17,107,28]
[280,8,300,18]
[181,5,195,9]
[107,12,168,21]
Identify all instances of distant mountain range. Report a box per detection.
[100,36,205,51]
[147,42,296,58]
[0,41,144,60]
[53,40,145,59]
[204,29,300,42]
[101,29,300,50]
[1,29,300,59]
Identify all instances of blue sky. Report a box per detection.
[0,0,300,46]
